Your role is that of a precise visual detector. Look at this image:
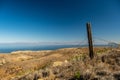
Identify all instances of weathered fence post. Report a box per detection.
[86,22,94,59]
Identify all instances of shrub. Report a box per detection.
[74,71,81,79]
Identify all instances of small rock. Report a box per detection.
[38,79,44,80]
[53,61,63,67]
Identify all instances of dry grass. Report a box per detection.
[0,47,118,80]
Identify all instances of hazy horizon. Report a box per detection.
[0,41,111,45]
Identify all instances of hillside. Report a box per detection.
[0,47,120,80]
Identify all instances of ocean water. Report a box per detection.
[0,44,110,53]
[0,45,82,53]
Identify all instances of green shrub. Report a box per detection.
[74,71,81,79]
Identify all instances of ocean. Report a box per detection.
[0,45,82,53]
[0,44,111,53]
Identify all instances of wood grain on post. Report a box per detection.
[86,23,94,59]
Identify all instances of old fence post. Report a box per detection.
[86,22,94,59]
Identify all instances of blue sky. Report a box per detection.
[0,0,120,43]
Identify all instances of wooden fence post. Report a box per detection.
[86,22,94,59]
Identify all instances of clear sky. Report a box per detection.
[0,0,120,43]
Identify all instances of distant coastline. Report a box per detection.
[0,44,110,53]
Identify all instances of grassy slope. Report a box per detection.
[0,47,119,80]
